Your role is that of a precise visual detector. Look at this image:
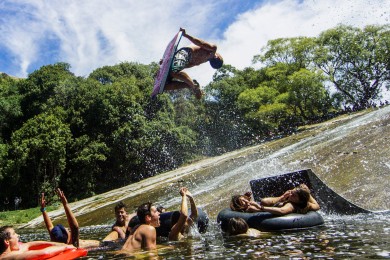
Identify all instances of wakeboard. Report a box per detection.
[151,30,183,98]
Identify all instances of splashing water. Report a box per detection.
[18,106,390,258]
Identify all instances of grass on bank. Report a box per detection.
[0,205,59,227]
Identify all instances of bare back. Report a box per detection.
[187,45,216,67]
[122,225,157,252]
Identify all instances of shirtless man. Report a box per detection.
[122,202,160,252]
[168,187,198,241]
[103,201,136,241]
[165,27,223,99]
[41,189,100,248]
[0,226,75,260]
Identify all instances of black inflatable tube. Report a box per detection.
[217,208,324,232]
[129,207,209,237]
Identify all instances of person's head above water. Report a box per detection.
[230,193,251,212]
[288,187,310,209]
[137,202,160,227]
[227,217,249,236]
[114,201,128,224]
[209,53,223,69]
[0,226,21,254]
[50,224,69,244]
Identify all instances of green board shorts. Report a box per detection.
[171,47,192,73]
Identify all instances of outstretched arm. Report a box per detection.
[56,188,79,247]
[40,193,54,236]
[260,203,295,216]
[307,194,320,211]
[3,244,75,260]
[180,28,217,52]
[168,187,188,241]
[186,190,198,222]
[26,241,71,250]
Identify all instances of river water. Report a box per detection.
[19,212,390,259]
[17,106,390,259]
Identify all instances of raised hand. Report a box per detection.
[179,27,187,36]
[56,188,68,205]
[179,187,187,197]
[280,190,292,201]
[185,189,193,199]
[244,191,252,198]
[40,193,46,208]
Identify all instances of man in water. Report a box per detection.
[164,27,223,99]
[0,226,75,260]
[103,201,136,241]
[40,189,100,248]
[122,202,160,251]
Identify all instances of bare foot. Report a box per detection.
[193,80,203,99]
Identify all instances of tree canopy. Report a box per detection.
[0,24,388,208]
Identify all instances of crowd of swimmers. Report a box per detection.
[0,184,320,259]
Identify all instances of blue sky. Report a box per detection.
[0,0,389,96]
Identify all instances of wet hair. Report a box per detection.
[0,226,12,254]
[227,218,248,236]
[293,188,310,210]
[115,201,127,213]
[170,211,181,229]
[230,195,250,212]
[156,205,165,213]
[137,202,153,224]
[209,56,223,69]
[50,224,68,244]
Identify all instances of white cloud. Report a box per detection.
[174,0,390,86]
[220,0,390,70]
[1,0,389,87]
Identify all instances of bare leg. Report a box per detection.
[165,80,189,90]
[169,71,195,89]
[166,71,203,99]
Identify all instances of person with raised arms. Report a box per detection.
[164,27,223,99]
[168,187,198,241]
[41,188,100,248]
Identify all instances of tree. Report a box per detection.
[253,37,317,70]
[0,74,22,141]
[18,62,75,120]
[285,68,330,120]
[7,111,71,207]
[314,24,390,109]
[0,142,7,181]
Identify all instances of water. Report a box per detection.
[18,212,390,259]
[17,106,390,259]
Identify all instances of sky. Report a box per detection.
[0,0,389,97]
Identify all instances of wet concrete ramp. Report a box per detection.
[250,169,375,215]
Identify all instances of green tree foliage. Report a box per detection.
[0,24,388,209]
[0,74,22,140]
[253,37,317,70]
[286,69,330,120]
[6,111,71,207]
[0,142,7,181]
[18,62,74,120]
[314,24,390,109]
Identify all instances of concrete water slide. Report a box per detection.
[250,169,383,215]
